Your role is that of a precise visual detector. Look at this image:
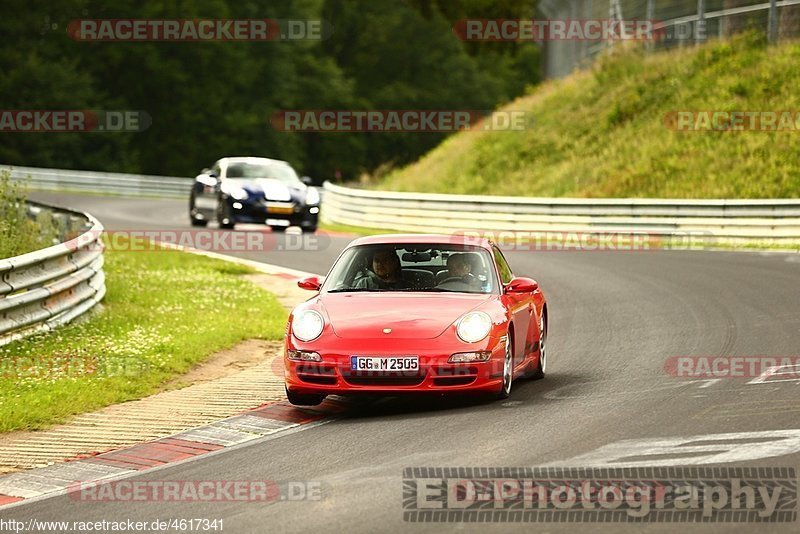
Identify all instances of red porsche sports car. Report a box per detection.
[283,234,548,405]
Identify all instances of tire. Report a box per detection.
[530,315,547,380]
[189,195,209,227]
[496,332,513,399]
[285,387,326,406]
[270,226,287,233]
[302,226,317,234]
[216,200,235,229]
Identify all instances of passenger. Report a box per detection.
[355,248,411,290]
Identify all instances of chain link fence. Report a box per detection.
[538,0,800,78]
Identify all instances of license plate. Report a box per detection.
[350,356,419,371]
[267,205,293,214]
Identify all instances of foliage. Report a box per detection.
[0,0,540,182]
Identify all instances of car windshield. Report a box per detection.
[323,244,498,294]
[225,162,301,185]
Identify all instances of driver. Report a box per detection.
[355,248,410,290]
[440,253,481,288]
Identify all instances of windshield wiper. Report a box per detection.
[327,287,382,293]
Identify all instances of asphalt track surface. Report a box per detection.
[4,191,800,533]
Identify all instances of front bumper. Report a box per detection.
[227,198,319,227]
[284,336,506,395]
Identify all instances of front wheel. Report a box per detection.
[496,333,513,399]
[530,316,547,380]
[285,387,326,406]
[216,200,235,229]
[189,195,208,226]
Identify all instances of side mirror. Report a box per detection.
[297,276,323,291]
[300,176,313,185]
[505,277,538,294]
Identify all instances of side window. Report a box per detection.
[212,163,221,177]
[492,246,513,284]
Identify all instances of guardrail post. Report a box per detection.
[768,0,779,43]
[696,0,706,44]
[645,0,655,51]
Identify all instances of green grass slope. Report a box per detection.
[377,34,800,198]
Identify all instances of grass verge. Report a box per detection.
[0,172,59,258]
[0,241,287,432]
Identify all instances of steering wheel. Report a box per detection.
[438,273,478,285]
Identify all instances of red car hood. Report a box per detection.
[319,292,494,340]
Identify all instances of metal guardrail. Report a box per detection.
[321,182,800,241]
[0,202,106,346]
[3,164,190,198]
[6,163,800,242]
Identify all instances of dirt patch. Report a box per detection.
[245,273,311,310]
[165,339,283,389]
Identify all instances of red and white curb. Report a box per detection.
[0,398,350,509]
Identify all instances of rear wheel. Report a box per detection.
[285,387,326,406]
[270,226,287,233]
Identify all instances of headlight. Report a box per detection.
[456,312,492,343]
[292,310,324,341]
[221,183,249,200]
[305,187,320,205]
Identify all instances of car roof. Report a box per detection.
[219,156,290,166]
[348,234,493,249]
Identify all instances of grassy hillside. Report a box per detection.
[375,33,800,198]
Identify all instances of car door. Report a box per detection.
[493,245,533,365]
